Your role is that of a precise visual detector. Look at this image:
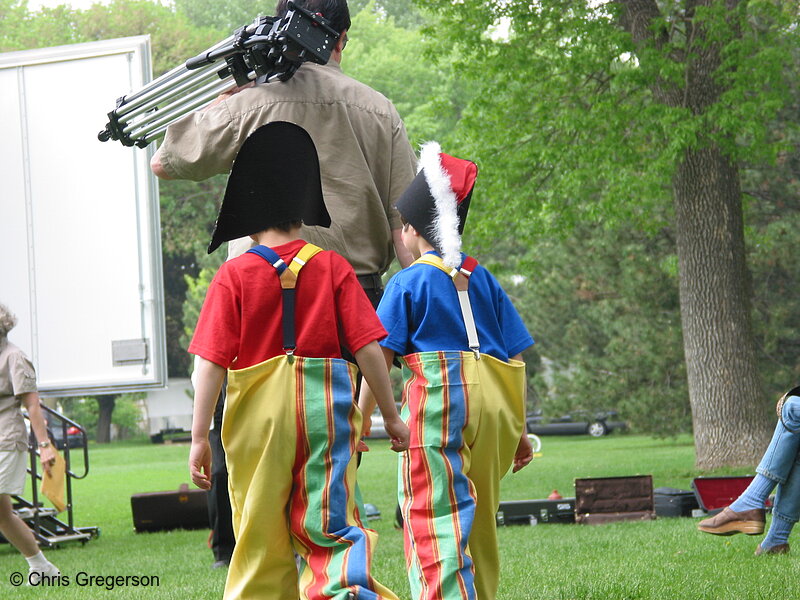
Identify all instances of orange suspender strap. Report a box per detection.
[246,243,323,355]
[414,254,481,360]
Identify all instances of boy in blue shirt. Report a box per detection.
[359,142,534,600]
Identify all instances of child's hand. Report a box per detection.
[189,438,212,490]
[356,410,372,452]
[512,434,534,473]
[385,416,410,453]
[361,410,373,439]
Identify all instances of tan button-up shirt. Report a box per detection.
[0,339,36,451]
[158,61,416,275]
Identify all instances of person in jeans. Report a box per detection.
[698,386,800,555]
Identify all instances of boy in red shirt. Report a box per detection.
[188,122,409,600]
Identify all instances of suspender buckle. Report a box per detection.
[248,243,323,359]
[471,347,481,360]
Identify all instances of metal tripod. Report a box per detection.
[98,1,339,148]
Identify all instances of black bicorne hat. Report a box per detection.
[207,121,331,253]
[394,141,478,268]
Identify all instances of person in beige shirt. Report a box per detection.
[0,302,60,583]
[151,1,416,577]
[151,0,417,299]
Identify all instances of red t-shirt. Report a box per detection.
[189,239,387,369]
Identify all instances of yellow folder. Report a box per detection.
[40,452,67,513]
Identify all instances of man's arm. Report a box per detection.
[150,150,173,180]
[149,83,253,181]
[392,228,414,269]
[387,118,417,269]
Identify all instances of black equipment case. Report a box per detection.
[574,475,656,524]
[653,487,699,517]
[496,498,576,526]
[131,484,209,533]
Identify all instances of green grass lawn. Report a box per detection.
[1,434,794,599]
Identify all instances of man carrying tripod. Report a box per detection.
[151,0,417,287]
[150,0,417,581]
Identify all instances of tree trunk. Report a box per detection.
[96,395,116,444]
[618,0,773,469]
[673,145,772,469]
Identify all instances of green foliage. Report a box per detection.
[0,0,29,49]
[0,0,222,75]
[111,392,147,439]
[414,0,797,240]
[742,93,800,395]
[414,0,800,442]
[174,0,262,32]
[158,176,227,375]
[59,397,99,437]
[159,176,226,258]
[343,4,467,145]
[478,221,690,437]
[58,393,145,440]
[350,0,425,29]
[180,251,225,351]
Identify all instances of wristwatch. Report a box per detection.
[38,440,51,448]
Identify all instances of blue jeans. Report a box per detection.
[757,395,800,524]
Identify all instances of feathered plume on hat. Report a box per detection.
[395,142,478,268]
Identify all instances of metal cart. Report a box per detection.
[1,405,99,549]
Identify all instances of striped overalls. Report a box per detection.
[397,255,526,600]
[221,243,399,600]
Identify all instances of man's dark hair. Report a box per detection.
[275,0,351,34]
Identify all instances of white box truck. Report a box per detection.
[0,36,167,397]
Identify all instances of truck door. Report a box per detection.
[0,36,167,396]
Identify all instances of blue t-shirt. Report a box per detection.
[377,252,534,361]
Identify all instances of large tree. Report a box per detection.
[619,1,769,467]
[419,0,798,468]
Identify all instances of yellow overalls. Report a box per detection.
[222,243,399,600]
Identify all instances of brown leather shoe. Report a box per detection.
[755,543,790,555]
[697,506,765,535]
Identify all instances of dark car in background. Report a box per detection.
[526,409,626,437]
[45,413,86,449]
